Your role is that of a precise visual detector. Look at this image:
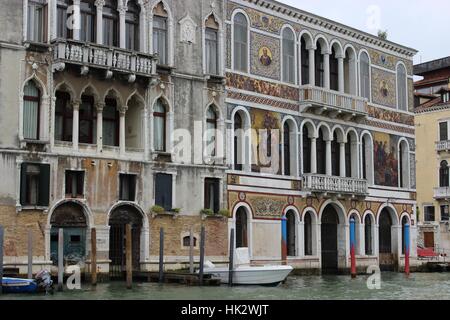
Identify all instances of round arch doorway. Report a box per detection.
[235,207,248,249]
[379,208,397,270]
[109,205,143,278]
[320,204,346,274]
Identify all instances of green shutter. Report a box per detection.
[20,163,28,205]
[39,164,50,206]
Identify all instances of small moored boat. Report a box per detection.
[1,278,38,294]
[202,248,293,286]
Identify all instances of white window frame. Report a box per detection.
[281,25,297,85]
[396,62,408,111]
[231,9,250,74]
[358,50,372,102]
[149,0,174,67]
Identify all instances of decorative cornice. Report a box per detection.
[242,0,418,57]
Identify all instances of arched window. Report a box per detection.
[23,81,41,140]
[364,215,373,255]
[153,2,169,65]
[361,133,374,184]
[235,207,248,248]
[345,134,352,178]
[79,95,95,144]
[206,106,218,159]
[399,140,409,188]
[283,122,291,176]
[205,15,219,75]
[315,42,325,87]
[125,0,140,50]
[331,132,340,176]
[286,211,296,256]
[80,0,96,43]
[304,212,313,256]
[233,13,248,72]
[440,161,449,187]
[302,126,311,174]
[359,52,370,100]
[330,47,339,91]
[103,98,119,147]
[153,99,167,152]
[234,112,243,171]
[397,64,407,111]
[317,128,326,175]
[300,37,309,85]
[103,0,118,46]
[55,91,73,142]
[282,28,295,84]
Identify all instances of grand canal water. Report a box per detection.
[2,272,450,300]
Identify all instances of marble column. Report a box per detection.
[323,52,330,89]
[118,4,127,49]
[96,102,105,153]
[94,0,104,45]
[72,100,81,151]
[325,139,332,176]
[340,142,346,177]
[338,55,345,92]
[308,47,316,86]
[119,106,127,155]
[72,0,81,41]
[310,137,317,174]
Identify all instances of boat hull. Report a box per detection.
[1,278,38,294]
[203,266,293,285]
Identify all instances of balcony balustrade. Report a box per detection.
[51,39,157,78]
[436,140,450,152]
[434,187,450,200]
[299,85,368,121]
[302,174,368,196]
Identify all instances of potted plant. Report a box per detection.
[151,205,165,217]
[218,209,230,218]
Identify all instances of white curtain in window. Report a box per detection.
[360,52,370,100]
[282,29,295,83]
[397,64,407,111]
[154,100,166,151]
[153,17,168,65]
[206,29,218,74]
[23,82,39,140]
[233,13,248,72]
[27,0,44,42]
[103,105,117,146]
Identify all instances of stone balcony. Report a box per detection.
[302,174,368,197]
[51,39,157,79]
[436,140,450,152]
[434,187,450,200]
[299,85,368,121]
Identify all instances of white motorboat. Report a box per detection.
[202,248,293,286]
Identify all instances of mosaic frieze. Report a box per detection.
[369,48,413,75]
[227,91,299,112]
[226,24,231,69]
[251,196,286,218]
[364,119,415,135]
[408,79,414,112]
[226,72,299,101]
[371,68,397,109]
[251,32,280,80]
[367,105,414,126]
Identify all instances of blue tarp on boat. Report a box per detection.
[1,277,38,294]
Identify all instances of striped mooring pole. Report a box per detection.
[350,218,356,279]
[405,223,410,277]
[281,217,287,265]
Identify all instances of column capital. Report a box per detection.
[94,0,105,8]
[71,99,82,110]
[118,4,127,15]
[118,105,128,115]
[95,102,105,113]
[336,53,345,60]
[306,45,317,51]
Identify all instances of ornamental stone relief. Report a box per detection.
[179,15,198,44]
[251,196,286,218]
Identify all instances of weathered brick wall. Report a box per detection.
[0,205,47,257]
[149,215,228,257]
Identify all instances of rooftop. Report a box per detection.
[414,56,450,76]
[243,0,418,57]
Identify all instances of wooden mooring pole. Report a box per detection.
[28,230,33,279]
[350,218,357,279]
[0,225,4,295]
[126,224,132,289]
[228,228,235,287]
[405,223,410,277]
[189,229,194,274]
[159,228,164,283]
[199,226,205,286]
[57,228,64,291]
[91,228,97,286]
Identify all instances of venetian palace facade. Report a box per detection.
[0,0,417,277]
